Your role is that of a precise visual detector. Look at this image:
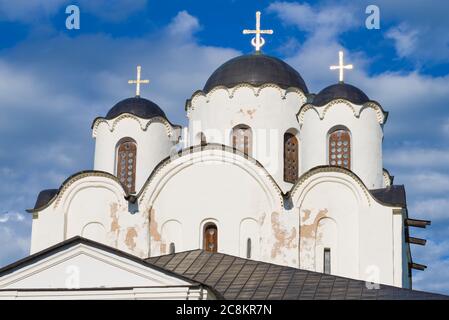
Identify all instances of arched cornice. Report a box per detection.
[27,170,127,213]
[290,166,372,207]
[186,83,307,116]
[290,166,402,209]
[383,168,394,187]
[138,143,284,209]
[91,114,181,138]
[296,99,388,126]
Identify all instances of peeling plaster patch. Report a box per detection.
[110,203,119,232]
[301,209,311,224]
[238,108,257,119]
[125,227,138,251]
[300,209,328,239]
[271,212,297,259]
[299,209,329,271]
[247,109,256,119]
[149,208,161,241]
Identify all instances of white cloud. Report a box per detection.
[268,2,357,38]
[384,148,449,169]
[412,239,449,293]
[167,10,201,38]
[410,198,449,221]
[385,23,419,58]
[0,211,26,223]
[0,225,30,267]
[401,172,449,194]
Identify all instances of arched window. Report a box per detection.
[169,242,176,254]
[203,223,218,253]
[232,125,252,156]
[116,138,137,193]
[284,132,298,183]
[246,238,252,259]
[329,129,351,169]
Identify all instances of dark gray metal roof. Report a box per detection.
[1,237,445,300]
[313,82,370,106]
[147,249,447,300]
[33,189,58,210]
[370,185,407,208]
[203,53,309,94]
[105,97,167,120]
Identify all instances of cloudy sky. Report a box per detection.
[0,0,449,294]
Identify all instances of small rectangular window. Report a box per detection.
[324,248,331,274]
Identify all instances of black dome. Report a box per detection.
[203,54,309,93]
[105,97,166,120]
[313,83,369,106]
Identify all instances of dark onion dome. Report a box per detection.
[312,82,370,106]
[203,53,309,94]
[105,96,167,120]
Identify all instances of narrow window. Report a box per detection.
[196,132,207,146]
[284,132,298,183]
[246,238,252,259]
[203,223,218,253]
[232,125,252,156]
[116,138,137,193]
[329,129,351,169]
[169,242,176,254]
[200,132,207,146]
[324,248,331,274]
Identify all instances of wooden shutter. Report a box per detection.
[117,140,137,193]
[329,130,351,169]
[232,126,252,156]
[284,133,298,183]
[204,224,218,253]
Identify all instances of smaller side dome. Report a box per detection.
[105,97,166,120]
[313,83,369,106]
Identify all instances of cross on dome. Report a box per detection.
[330,51,353,83]
[128,65,150,97]
[242,11,273,52]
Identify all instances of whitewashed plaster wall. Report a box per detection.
[30,173,150,258]
[290,167,407,288]
[138,146,301,265]
[298,100,386,189]
[187,85,307,192]
[92,115,179,192]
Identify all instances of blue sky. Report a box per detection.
[0,0,449,294]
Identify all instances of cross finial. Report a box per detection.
[128,65,150,97]
[330,51,353,83]
[242,11,273,52]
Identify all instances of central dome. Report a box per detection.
[203,53,309,94]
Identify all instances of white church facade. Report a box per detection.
[0,12,440,300]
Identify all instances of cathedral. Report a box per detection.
[0,12,445,300]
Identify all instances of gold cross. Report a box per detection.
[330,51,353,83]
[242,11,273,52]
[128,65,149,97]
